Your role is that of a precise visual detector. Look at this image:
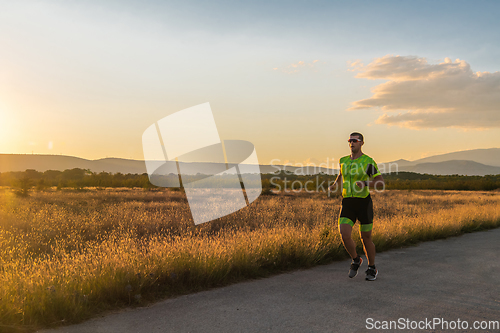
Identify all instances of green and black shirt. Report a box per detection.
[340,154,381,198]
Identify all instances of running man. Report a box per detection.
[329,132,384,281]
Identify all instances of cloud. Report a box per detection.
[273,60,322,74]
[347,59,364,72]
[349,55,500,129]
[291,61,305,68]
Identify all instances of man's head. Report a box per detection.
[348,132,364,154]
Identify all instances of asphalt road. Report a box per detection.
[39,228,500,333]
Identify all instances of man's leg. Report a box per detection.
[359,196,376,266]
[339,220,364,278]
[360,230,376,266]
[339,222,357,259]
[361,229,378,281]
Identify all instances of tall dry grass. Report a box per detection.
[0,188,499,332]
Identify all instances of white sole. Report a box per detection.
[348,259,363,278]
[366,270,378,281]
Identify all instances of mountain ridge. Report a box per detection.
[383,148,500,167]
[1,148,500,176]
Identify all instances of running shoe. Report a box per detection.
[348,257,363,278]
[365,266,378,281]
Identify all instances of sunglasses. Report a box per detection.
[348,138,362,143]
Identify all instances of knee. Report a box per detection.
[339,226,353,242]
[360,233,372,243]
[341,233,352,242]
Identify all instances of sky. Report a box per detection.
[1,0,500,166]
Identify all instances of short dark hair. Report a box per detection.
[350,132,364,141]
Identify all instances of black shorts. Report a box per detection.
[339,195,374,231]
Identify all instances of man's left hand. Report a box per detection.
[355,181,366,189]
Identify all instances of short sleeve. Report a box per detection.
[365,159,381,178]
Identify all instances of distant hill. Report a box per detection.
[388,148,500,167]
[2,148,500,176]
[0,154,335,175]
[385,159,414,167]
[0,154,147,174]
[397,160,500,176]
[381,148,500,176]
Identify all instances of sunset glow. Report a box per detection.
[1,1,499,164]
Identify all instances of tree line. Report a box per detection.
[1,168,500,196]
[0,169,153,194]
[262,171,500,192]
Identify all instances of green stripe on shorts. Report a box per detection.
[360,223,373,232]
[339,217,354,227]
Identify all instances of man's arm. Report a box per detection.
[356,174,384,189]
[371,174,385,189]
[328,173,342,191]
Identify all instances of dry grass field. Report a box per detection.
[1,187,500,332]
